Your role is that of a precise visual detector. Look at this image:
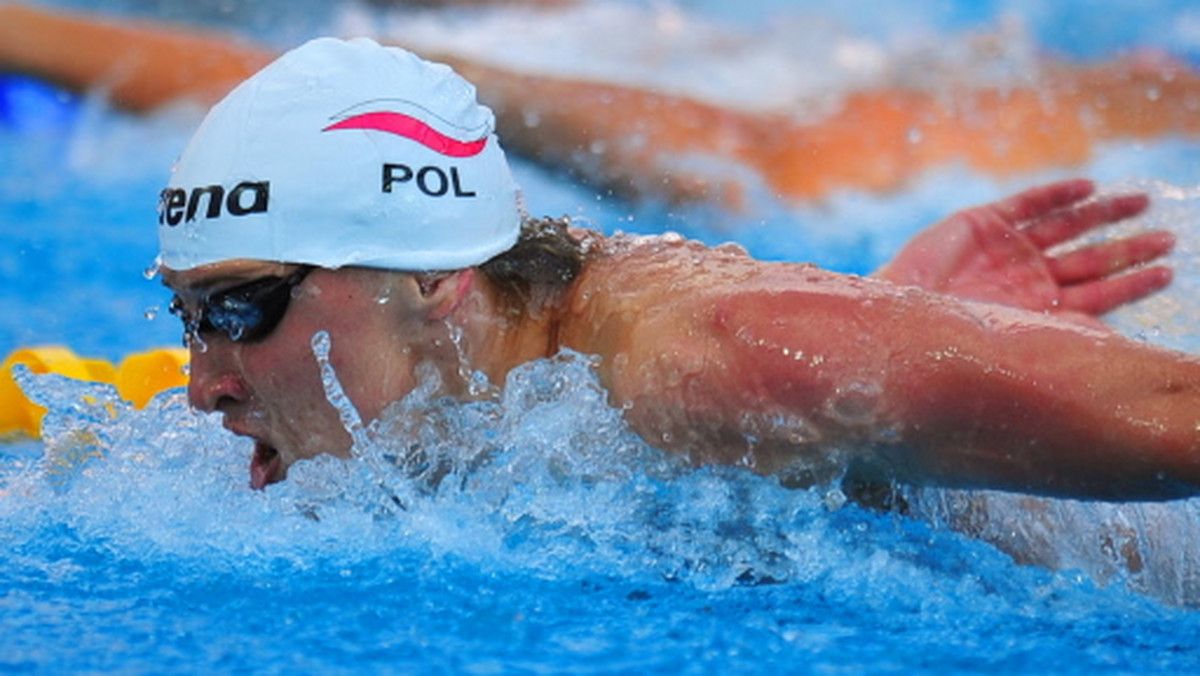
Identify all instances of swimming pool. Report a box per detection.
[4,0,1200,672]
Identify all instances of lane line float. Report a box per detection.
[0,346,189,439]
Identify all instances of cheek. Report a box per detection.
[337,347,418,422]
[312,299,425,421]
[241,340,327,407]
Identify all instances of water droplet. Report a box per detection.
[311,330,368,451]
[823,488,847,511]
[143,260,162,280]
[467,370,491,397]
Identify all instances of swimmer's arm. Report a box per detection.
[0,1,796,205]
[0,3,271,110]
[603,274,1200,500]
[426,52,762,206]
[437,52,1200,205]
[8,4,1200,208]
[0,3,757,204]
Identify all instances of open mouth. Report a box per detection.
[249,441,283,490]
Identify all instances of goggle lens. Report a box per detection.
[170,266,313,345]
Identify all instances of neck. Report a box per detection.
[452,276,565,394]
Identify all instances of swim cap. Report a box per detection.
[158,37,521,271]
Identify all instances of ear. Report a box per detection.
[416,268,476,321]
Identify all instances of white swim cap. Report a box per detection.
[158,37,521,271]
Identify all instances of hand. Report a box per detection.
[875,179,1174,327]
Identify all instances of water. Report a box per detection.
[4,0,1200,672]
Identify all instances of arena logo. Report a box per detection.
[159,181,270,226]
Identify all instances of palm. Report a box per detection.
[876,179,1174,326]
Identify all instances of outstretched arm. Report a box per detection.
[426,51,762,205]
[0,3,755,204]
[572,248,1200,500]
[436,52,1200,205]
[5,3,1200,206]
[874,179,1175,326]
[0,3,270,110]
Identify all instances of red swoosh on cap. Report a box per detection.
[322,111,488,157]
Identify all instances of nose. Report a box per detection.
[186,339,248,413]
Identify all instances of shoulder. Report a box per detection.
[567,230,804,303]
[562,231,762,334]
[564,230,901,329]
[556,230,896,392]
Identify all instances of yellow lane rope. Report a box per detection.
[0,346,189,439]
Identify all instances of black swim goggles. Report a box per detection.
[169,266,314,345]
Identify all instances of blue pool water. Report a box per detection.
[5,0,1200,672]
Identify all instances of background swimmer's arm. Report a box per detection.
[0,3,756,204]
[428,52,763,206]
[435,52,1200,205]
[873,179,1175,326]
[0,3,271,111]
[7,4,1200,206]
[592,268,1200,500]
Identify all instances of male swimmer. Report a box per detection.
[2,2,1199,205]
[156,37,1197,500]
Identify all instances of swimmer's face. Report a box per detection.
[163,261,449,488]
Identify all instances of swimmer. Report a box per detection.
[2,2,1199,205]
[154,37,1196,501]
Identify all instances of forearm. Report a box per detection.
[885,309,1200,499]
[644,277,1200,500]
[0,3,272,110]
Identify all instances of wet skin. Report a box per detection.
[167,222,1200,500]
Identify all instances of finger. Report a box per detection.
[1047,231,1175,284]
[1023,193,1152,250]
[1059,265,1173,315]
[993,178,1096,224]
